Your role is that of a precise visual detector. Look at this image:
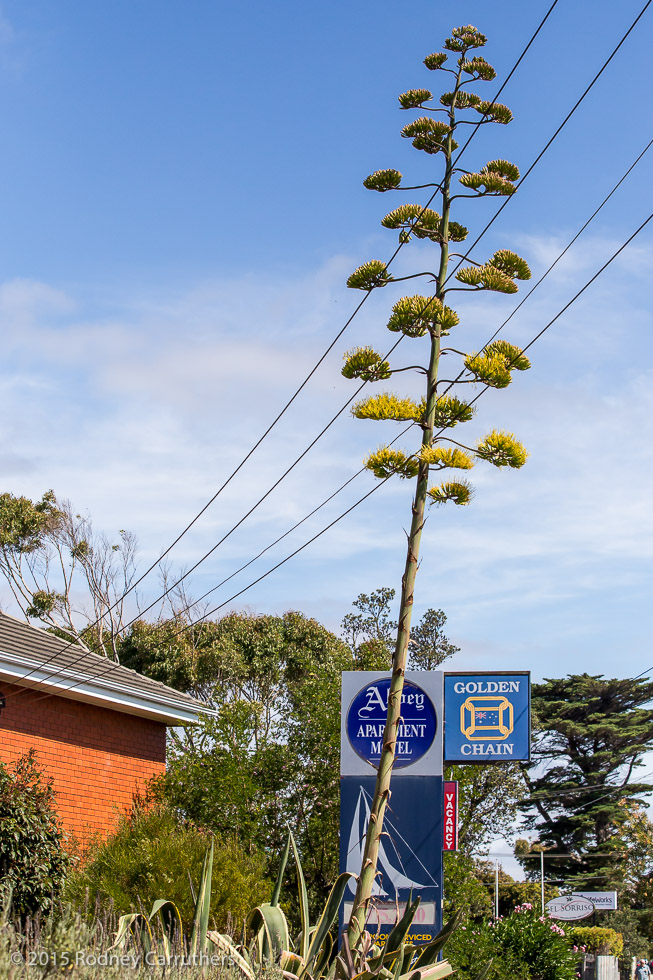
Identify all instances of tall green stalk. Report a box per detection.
[343,25,532,950]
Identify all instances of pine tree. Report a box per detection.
[342,25,532,948]
[519,673,653,888]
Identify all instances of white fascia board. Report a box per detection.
[0,653,212,725]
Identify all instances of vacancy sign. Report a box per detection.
[443,781,458,851]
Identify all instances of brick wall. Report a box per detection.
[0,681,166,843]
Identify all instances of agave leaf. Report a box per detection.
[208,931,255,980]
[402,962,453,980]
[412,910,463,970]
[272,830,292,907]
[149,899,184,960]
[248,904,290,963]
[190,840,214,958]
[302,872,356,977]
[281,951,305,973]
[289,827,311,963]
[109,912,145,951]
[369,897,421,971]
[312,927,333,978]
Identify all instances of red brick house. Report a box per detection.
[0,612,208,842]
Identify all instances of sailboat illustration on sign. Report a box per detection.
[346,787,436,896]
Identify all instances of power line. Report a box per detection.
[18,205,651,713]
[10,11,652,707]
[57,7,564,623]
[2,14,571,699]
[0,8,562,701]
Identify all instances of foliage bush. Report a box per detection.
[0,749,70,917]
[569,926,623,956]
[65,804,269,931]
[0,899,248,978]
[446,904,581,980]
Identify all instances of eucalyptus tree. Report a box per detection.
[341,25,532,947]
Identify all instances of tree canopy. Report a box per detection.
[520,673,653,887]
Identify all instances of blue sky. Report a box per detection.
[1,0,652,713]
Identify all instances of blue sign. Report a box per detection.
[444,672,530,763]
[346,678,437,769]
[339,775,443,943]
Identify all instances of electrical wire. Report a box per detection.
[17,205,652,712]
[8,2,653,704]
[0,6,563,701]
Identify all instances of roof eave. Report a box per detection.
[0,659,211,725]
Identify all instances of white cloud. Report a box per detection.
[0,230,651,682]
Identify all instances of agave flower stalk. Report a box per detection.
[344,25,531,950]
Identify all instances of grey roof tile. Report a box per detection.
[0,611,208,717]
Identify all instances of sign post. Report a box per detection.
[340,672,443,946]
[340,669,531,944]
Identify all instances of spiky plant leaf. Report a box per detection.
[423,52,448,70]
[420,446,474,469]
[248,905,290,964]
[401,118,456,155]
[302,872,356,979]
[445,25,487,51]
[342,347,391,382]
[485,339,530,371]
[484,159,520,181]
[476,430,528,468]
[365,447,419,480]
[347,260,393,290]
[460,56,496,80]
[369,896,422,972]
[413,910,465,969]
[364,169,403,192]
[398,88,433,109]
[352,393,424,423]
[432,395,475,428]
[271,831,291,907]
[488,249,531,280]
[474,100,513,124]
[400,963,454,980]
[427,480,473,506]
[439,90,482,109]
[189,840,214,958]
[207,933,255,980]
[387,295,459,337]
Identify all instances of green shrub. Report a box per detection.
[65,804,269,931]
[0,749,70,917]
[569,926,623,956]
[446,904,581,980]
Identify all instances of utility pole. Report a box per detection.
[495,860,499,919]
[540,850,545,913]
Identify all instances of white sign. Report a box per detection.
[343,902,437,926]
[340,672,443,777]
[572,891,617,911]
[546,896,594,921]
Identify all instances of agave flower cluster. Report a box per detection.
[343,23,531,509]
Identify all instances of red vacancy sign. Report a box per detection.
[443,781,458,851]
